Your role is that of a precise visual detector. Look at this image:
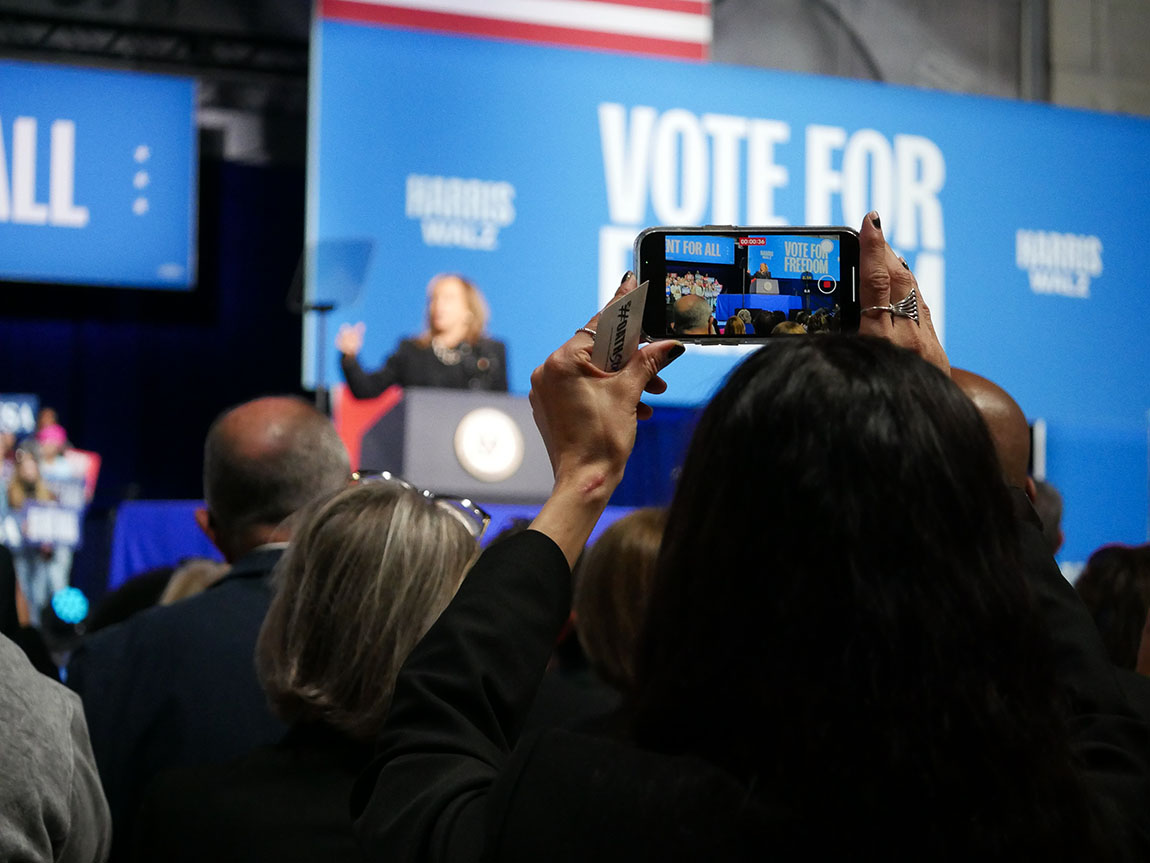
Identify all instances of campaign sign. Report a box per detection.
[666,235,734,265]
[0,393,38,435]
[306,21,1150,558]
[0,61,196,289]
[21,502,82,548]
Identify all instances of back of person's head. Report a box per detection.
[257,481,477,742]
[202,396,349,560]
[632,336,1099,856]
[770,320,806,335]
[672,295,711,334]
[158,559,229,606]
[1075,543,1150,669]
[750,310,773,334]
[724,317,745,336]
[573,508,667,693]
[1033,479,1064,554]
[951,368,1030,490]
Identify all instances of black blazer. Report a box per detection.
[352,500,1150,862]
[67,546,287,858]
[341,337,508,398]
[133,723,370,863]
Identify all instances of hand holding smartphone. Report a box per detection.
[635,226,860,342]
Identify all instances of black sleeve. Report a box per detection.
[1011,489,1150,855]
[352,530,571,863]
[340,347,407,400]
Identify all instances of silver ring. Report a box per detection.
[860,292,919,326]
[575,327,597,338]
[892,290,919,325]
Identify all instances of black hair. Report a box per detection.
[630,336,1101,857]
[1076,543,1150,669]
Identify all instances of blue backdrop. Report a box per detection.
[0,60,196,289]
[307,21,1150,566]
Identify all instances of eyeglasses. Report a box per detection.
[350,470,491,540]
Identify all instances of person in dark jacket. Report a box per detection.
[67,396,350,859]
[133,477,480,863]
[352,214,1150,862]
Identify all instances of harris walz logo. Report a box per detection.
[405,173,516,251]
[1016,229,1102,299]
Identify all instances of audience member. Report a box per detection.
[670,294,714,336]
[0,631,110,863]
[1033,478,1065,555]
[0,543,58,679]
[1075,544,1150,670]
[352,215,1148,861]
[156,558,229,606]
[951,368,1034,497]
[724,316,745,336]
[133,478,478,862]
[66,396,349,858]
[573,507,666,694]
[16,407,67,462]
[769,320,806,335]
[83,566,176,634]
[0,429,16,497]
[7,448,61,626]
[749,309,773,335]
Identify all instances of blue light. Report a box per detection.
[51,586,89,625]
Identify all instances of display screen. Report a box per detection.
[637,228,858,339]
[0,60,197,290]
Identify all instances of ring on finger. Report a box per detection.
[860,292,919,326]
[892,290,919,326]
[575,327,597,338]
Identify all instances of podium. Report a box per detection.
[351,388,553,502]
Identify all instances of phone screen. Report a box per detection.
[635,227,860,341]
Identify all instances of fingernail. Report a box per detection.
[899,257,909,270]
[668,342,686,361]
[869,211,882,230]
[621,270,634,283]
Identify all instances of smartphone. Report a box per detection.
[634,226,860,342]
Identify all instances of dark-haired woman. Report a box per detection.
[353,216,1150,861]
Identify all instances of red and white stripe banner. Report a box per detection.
[318,0,713,60]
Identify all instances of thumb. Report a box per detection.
[618,339,685,395]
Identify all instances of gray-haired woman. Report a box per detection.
[133,478,483,863]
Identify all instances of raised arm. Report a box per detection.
[352,282,682,862]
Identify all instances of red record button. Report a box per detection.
[817,277,837,295]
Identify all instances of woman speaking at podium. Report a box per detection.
[337,274,508,398]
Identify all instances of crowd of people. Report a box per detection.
[2,407,88,629]
[665,270,723,304]
[3,213,1150,862]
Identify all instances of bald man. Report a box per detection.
[67,397,349,856]
[952,369,1036,501]
[672,294,716,336]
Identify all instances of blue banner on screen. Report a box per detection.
[746,236,840,281]
[665,235,734,265]
[306,20,1150,559]
[0,61,196,289]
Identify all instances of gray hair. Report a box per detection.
[256,482,477,741]
[202,396,349,543]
